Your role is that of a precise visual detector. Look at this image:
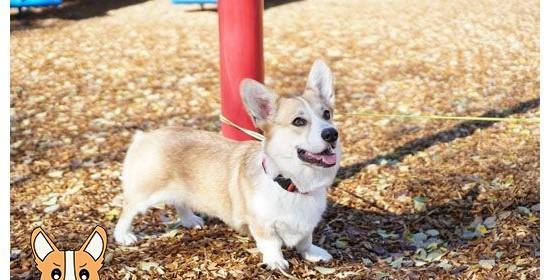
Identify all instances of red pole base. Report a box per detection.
[218,0,264,141]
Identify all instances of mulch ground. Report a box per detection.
[10,0,539,279]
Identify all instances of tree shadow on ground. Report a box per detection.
[337,97,540,183]
[312,186,538,277]
[11,0,149,21]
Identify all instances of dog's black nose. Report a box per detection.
[321,128,338,143]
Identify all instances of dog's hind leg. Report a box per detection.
[114,202,139,245]
[176,204,204,229]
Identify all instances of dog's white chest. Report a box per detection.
[251,182,327,247]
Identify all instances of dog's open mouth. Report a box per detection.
[297,148,337,167]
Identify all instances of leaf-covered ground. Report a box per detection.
[10,0,539,279]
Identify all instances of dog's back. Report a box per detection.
[121,127,260,226]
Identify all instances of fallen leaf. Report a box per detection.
[483,216,497,228]
[437,260,453,270]
[517,206,531,215]
[140,261,160,271]
[478,259,495,270]
[415,248,427,260]
[314,266,336,275]
[426,250,445,262]
[245,248,260,255]
[425,241,440,251]
[390,257,404,269]
[376,272,390,279]
[498,211,512,220]
[413,196,427,212]
[362,258,373,266]
[426,229,439,236]
[42,195,58,206]
[470,216,483,227]
[161,229,179,239]
[44,204,60,214]
[335,271,360,278]
[104,253,114,266]
[496,251,504,259]
[377,229,399,239]
[47,170,63,178]
[412,232,427,246]
[462,230,477,239]
[335,238,349,248]
[476,224,489,235]
[528,215,539,223]
[105,208,120,221]
[507,264,518,272]
[65,183,84,195]
[414,260,427,267]
[10,249,22,260]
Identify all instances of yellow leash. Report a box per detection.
[219,114,265,141]
[335,112,540,123]
[220,112,539,141]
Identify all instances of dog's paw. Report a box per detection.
[301,245,332,262]
[180,214,204,229]
[114,231,138,246]
[261,257,289,271]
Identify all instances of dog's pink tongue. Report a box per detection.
[308,151,337,165]
[321,154,337,165]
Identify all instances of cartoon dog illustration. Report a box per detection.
[30,226,107,280]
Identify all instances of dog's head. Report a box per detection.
[30,226,107,280]
[241,60,341,191]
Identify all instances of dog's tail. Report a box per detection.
[122,130,146,189]
[132,130,145,144]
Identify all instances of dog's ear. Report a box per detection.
[306,60,335,107]
[240,79,276,126]
[78,226,107,263]
[31,227,59,263]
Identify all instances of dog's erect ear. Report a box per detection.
[31,227,59,263]
[79,226,107,263]
[306,60,335,107]
[240,79,276,126]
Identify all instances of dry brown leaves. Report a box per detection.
[10,0,539,279]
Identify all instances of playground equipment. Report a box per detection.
[172,0,217,10]
[10,0,62,8]
[218,0,264,141]
[170,0,262,141]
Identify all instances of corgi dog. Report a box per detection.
[30,226,107,280]
[114,60,341,270]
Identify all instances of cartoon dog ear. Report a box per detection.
[79,226,107,263]
[31,227,59,263]
[306,60,335,107]
[240,79,276,127]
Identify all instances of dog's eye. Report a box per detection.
[322,110,331,120]
[292,117,307,127]
[51,268,62,280]
[79,269,90,280]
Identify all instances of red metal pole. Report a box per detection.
[218,0,264,141]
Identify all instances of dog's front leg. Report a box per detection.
[296,233,332,262]
[249,224,288,271]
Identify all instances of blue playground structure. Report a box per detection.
[10,0,62,8]
[172,0,216,9]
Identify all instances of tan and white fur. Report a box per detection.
[114,60,341,270]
